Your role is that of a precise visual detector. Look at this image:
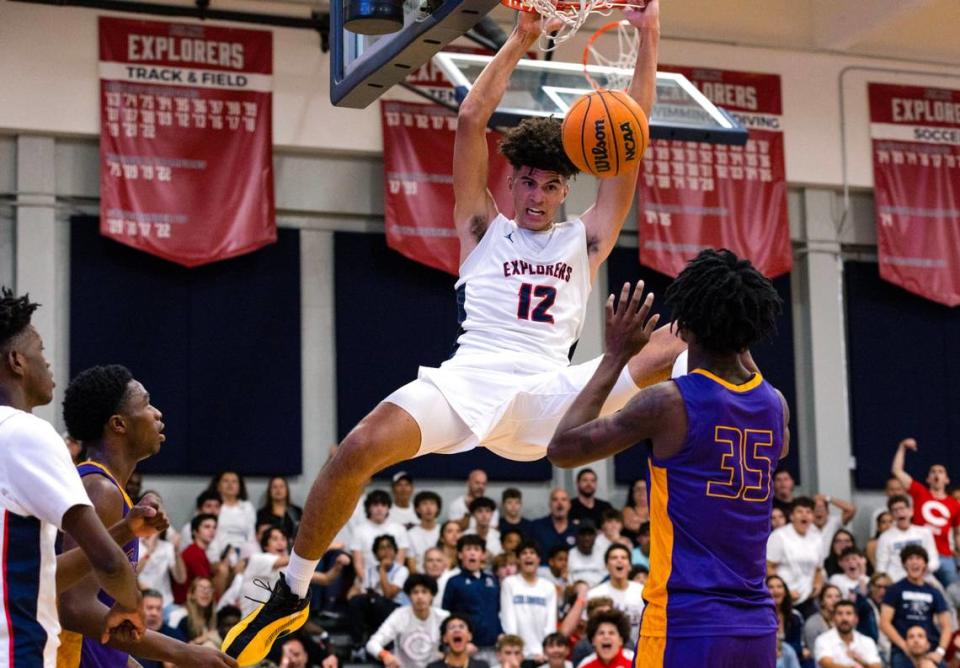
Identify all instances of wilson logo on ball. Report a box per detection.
[562,89,649,178]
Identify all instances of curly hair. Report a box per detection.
[63,364,134,442]
[586,608,631,644]
[664,249,782,354]
[498,118,579,178]
[0,288,39,351]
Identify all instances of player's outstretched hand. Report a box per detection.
[176,644,239,667]
[102,603,145,644]
[623,0,659,31]
[605,281,659,363]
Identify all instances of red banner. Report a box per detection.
[99,17,275,267]
[869,83,960,306]
[638,67,790,278]
[381,100,515,275]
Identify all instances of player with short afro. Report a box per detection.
[63,363,135,442]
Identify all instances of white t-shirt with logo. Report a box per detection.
[766,524,823,604]
[407,525,440,571]
[500,574,557,658]
[587,581,645,644]
[875,524,939,582]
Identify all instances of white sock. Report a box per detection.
[284,550,320,599]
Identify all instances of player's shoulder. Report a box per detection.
[0,407,66,454]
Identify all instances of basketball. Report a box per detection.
[561,89,650,178]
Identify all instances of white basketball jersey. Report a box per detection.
[454,214,591,367]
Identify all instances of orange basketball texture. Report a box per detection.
[561,89,650,177]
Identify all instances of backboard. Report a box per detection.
[330,0,500,108]
[434,52,748,144]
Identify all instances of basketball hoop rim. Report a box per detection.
[500,0,630,13]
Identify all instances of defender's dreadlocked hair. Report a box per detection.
[63,364,134,442]
[498,118,580,178]
[664,249,782,354]
[0,288,40,350]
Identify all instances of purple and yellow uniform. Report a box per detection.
[57,462,139,668]
[636,370,783,668]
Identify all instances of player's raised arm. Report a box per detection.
[452,10,547,260]
[580,0,660,276]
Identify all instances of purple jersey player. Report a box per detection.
[548,248,790,668]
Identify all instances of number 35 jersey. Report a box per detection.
[641,370,784,639]
[454,214,592,368]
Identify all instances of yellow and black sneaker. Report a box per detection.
[221,573,310,666]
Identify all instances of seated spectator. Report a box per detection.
[351,490,410,582]
[389,471,418,529]
[466,496,503,558]
[442,535,502,652]
[576,609,634,668]
[539,545,570,591]
[279,635,337,668]
[813,600,881,667]
[543,632,573,668]
[256,476,302,541]
[594,509,632,557]
[569,469,613,528]
[772,507,788,531]
[366,573,450,667]
[208,470,257,558]
[829,547,870,601]
[530,489,577,555]
[133,589,187,668]
[177,577,221,647]
[426,614,491,668]
[179,489,223,558]
[492,635,524,668]
[812,495,858,563]
[237,527,292,617]
[587,544,644,645]
[803,585,842,658]
[773,469,797,516]
[567,523,606,587]
[500,540,558,662]
[876,495,939,582]
[768,575,805,664]
[898,626,940,668]
[439,520,463,570]
[620,478,648,544]
[499,488,533,537]
[217,606,242,646]
[173,513,231,604]
[880,545,952,668]
[823,529,858,578]
[424,546,457,603]
[407,491,442,572]
[500,528,523,557]
[767,496,824,617]
[865,512,893,570]
[348,534,410,645]
[138,498,186,610]
[449,469,497,531]
[630,522,650,570]
[855,572,893,663]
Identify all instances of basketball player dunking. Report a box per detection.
[223,3,673,664]
[548,249,790,668]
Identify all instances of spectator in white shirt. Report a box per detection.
[813,600,882,667]
[406,491,442,572]
[138,523,187,611]
[593,509,632,558]
[767,496,824,616]
[366,573,449,667]
[828,547,870,601]
[388,471,418,529]
[812,494,858,562]
[875,495,939,582]
[351,489,409,581]
[500,540,558,662]
[207,471,257,559]
[449,469,498,530]
[348,534,410,646]
[466,497,502,558]
[567,523,606,588]
[587,544,645,645]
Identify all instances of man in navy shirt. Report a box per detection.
[442,534,502,651]
[879,545,952,668]
[530,489,577,555]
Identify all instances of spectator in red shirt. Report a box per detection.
[173,513,231,604]
[577,610,633,668]
[891,437,960,587]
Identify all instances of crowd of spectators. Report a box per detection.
[121,436,960,668]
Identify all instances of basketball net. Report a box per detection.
[582,20,639,89]
[501,0,647,51]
